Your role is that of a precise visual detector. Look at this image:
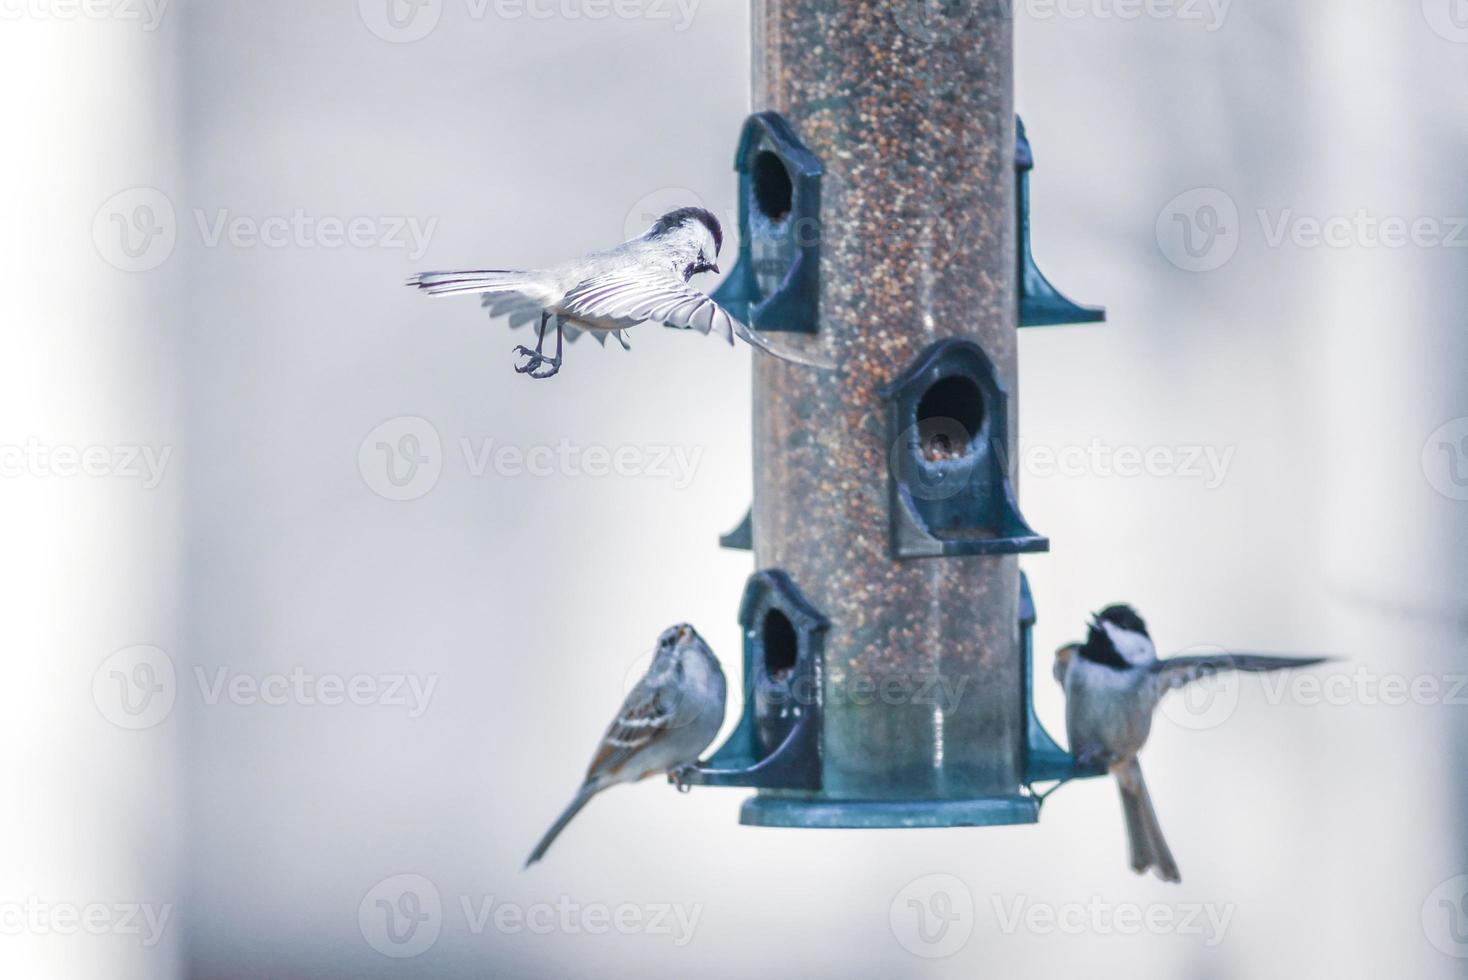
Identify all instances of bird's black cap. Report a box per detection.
[1075,604,1149,670]
[650,207,724,253]
[1095,603,1149,638]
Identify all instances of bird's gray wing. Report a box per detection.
[562,270,834,369]
[562,269,739,341]
[1151,653,1333,695]
[585,676,681,782]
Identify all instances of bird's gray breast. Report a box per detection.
[1064,658,1157,765]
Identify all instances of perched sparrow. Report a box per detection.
[525,623,726,867]
[1054,604,1330,883]
[407,207,830,378]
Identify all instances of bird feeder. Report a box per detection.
[719,114,1101,549]
[685,0,1105,826]
[1017,117,1106,328]
[711,112,823,334]
[880,337,1046,559]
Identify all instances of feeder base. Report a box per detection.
[739,794,1038,829]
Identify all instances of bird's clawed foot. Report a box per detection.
[669,765,696,793]
[513,346,562,379]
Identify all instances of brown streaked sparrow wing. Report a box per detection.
[525,625,726,868]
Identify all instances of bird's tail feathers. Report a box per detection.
[1115,759,1180,884]
[524,783,600,868]
[408,269,549,301]
[732,320,835,370]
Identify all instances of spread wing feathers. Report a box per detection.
[562,271,835,369]
[563,270,738,341]
[1152,653,1333,695]
[729,317,836,369]
[585,682,678,781]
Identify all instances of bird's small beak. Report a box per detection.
[710,263,720,276]
[677,625,691,642]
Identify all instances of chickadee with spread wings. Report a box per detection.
[408,207,829,379]
[525,623,726,867]
[1054,604,1330,884]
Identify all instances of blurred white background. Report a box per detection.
[4,0,1467,977]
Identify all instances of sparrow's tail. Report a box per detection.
[524,783,599,868]
[407,269,544,299]
[1114,758,1180,884]
[731,319,835,370]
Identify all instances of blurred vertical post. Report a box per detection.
[749,1,1025,813]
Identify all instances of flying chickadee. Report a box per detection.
[1054,604,1330,883]
[525,623,726,867]
[407,207,830,378]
